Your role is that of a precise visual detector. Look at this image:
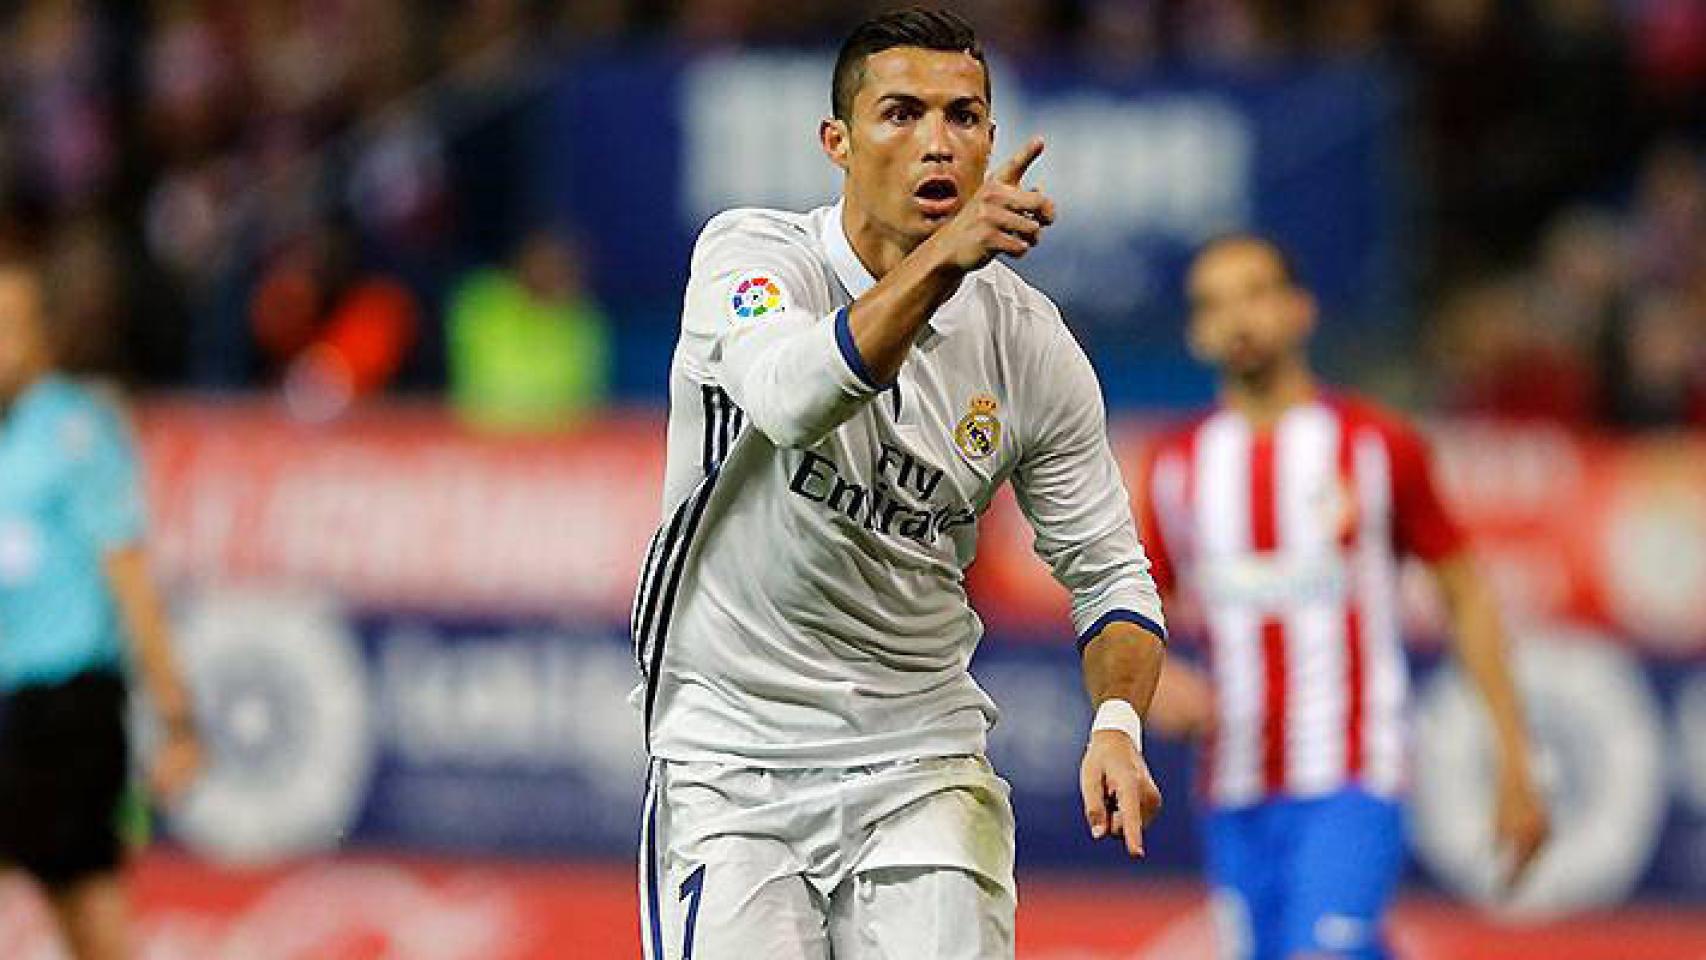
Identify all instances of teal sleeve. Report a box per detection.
[68,406,148,551]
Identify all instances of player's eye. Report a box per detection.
[951,108,981,127]
[884,104,920,124]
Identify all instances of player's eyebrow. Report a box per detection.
[874,92,925,109]
[873,92,988,111]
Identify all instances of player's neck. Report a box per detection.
[840,199,916,280]
[1221,359,1316,430]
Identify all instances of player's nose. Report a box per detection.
[919,111,954,163]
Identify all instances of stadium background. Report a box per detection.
[1,0,1704,956]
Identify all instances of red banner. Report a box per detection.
[0,855,623,960]
[139,400,664,619]
[2,857,1700,959]
[137,402,1706,654]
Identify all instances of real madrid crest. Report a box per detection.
[954,394,1002,461]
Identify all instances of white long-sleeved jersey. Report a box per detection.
[632,200,1165,767]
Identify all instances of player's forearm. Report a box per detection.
[105,546,194,724]
[1438,557,1532,772]
[1081,621,1166,714]
[1459,623,1530,767]
[845,234,964,385]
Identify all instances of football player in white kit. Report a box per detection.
[631,8,1168,959]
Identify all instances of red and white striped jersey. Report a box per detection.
[1139,393,1464,808]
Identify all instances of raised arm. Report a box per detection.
[689,139,1056,449]
[844,136,1054,385]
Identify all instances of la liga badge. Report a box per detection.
[729,271,788,320]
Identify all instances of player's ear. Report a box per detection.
[821,118,851,172]
[1186,314,1215,364]
[1292,289,1318,339]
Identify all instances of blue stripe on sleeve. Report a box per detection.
[1076,609,1168,655]
[833,306,888,391]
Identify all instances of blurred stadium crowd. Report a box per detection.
[0,0,1701,427]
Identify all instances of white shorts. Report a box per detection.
[639,755,1017,960]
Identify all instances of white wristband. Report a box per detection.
[1092,698,1144,753]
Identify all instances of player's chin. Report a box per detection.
[1222,349,1276,378]
[904,212,952,242]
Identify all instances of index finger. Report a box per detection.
[1115,780,1146,858]
[993,136,1045,187]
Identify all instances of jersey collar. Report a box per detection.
[823,199,878,300]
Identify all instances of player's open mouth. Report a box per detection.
[913,177,960,217]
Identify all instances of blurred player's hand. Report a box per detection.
[931,136,1055,271]
[150,725,204,806]
[1495,762,1550,891]
[1148,661,1217,741]
[1080,730,1163,858]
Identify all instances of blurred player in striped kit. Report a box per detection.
[0,257,202,959]
[1141,235,1550,960]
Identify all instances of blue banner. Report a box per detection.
[532,52,1403,407]
[159,587,1705,917]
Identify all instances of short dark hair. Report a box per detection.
[831,8,988,124]
[1192,232,1303,287]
